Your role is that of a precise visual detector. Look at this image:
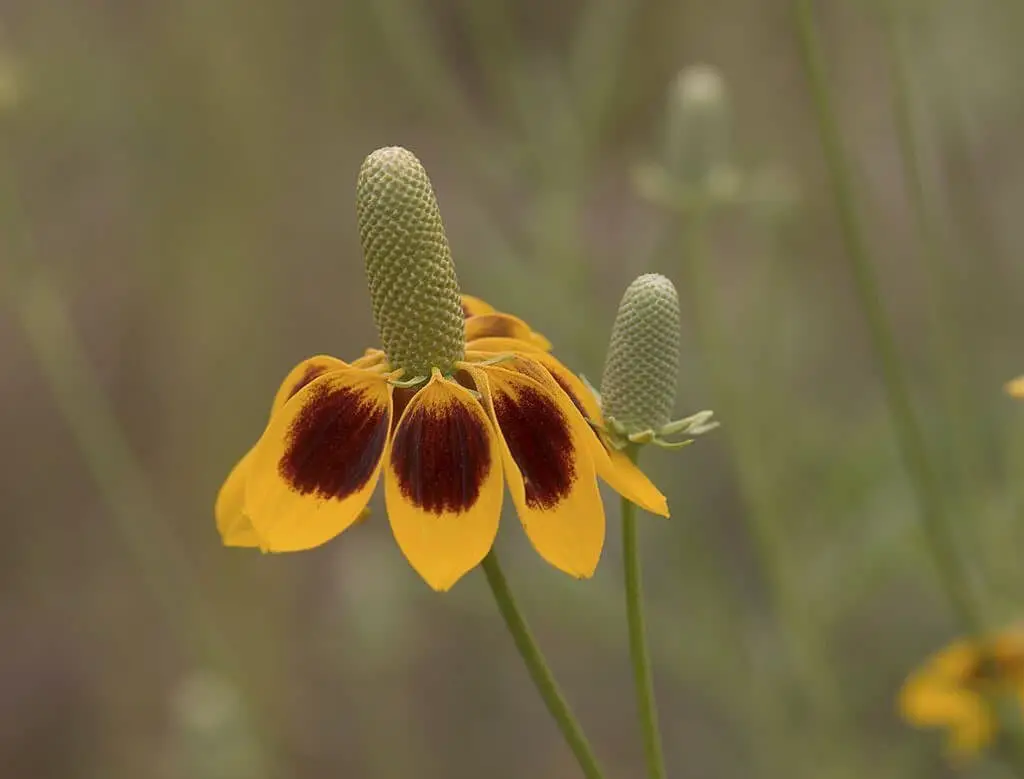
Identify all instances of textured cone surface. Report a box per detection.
[600,274,680,434]
[357,147,464,376]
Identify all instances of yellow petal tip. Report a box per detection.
[1005,376,1024,398]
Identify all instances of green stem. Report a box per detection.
[621,449,667,779]
[792,0,982,636]
[480,550,607,779]
[878,0,976,497]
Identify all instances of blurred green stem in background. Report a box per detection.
[792,0,981,636]
[0,199,225,670]
[480,550,607,779]
[621,449,668,779]
[639,61,851,759]
[5,270,278,771]
[9,275,216,657]
[876,0,977,503]
[678,201,850,753]
[0,168,275,771]
[792,1,1024,771]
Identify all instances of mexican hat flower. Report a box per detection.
[899,627,1024,756]
[1006,376,1024,399]
[215,146,667,590]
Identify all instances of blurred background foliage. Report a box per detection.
[2,0,1024,777]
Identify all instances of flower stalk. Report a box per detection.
[621,448,667,779]
[480,550,607,779]
[596,273,716,778]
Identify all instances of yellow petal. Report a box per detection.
[1006,376,1024,399]
[215,447,262,547]
[246,368,392,552]
[524,351,669,517]
[929,638,984,680]
[461,294,498,318]
[899,673,983,727]
[525,352,603,421]
[216,446,371,548]
[215,355,351,548]
[269,355,351,417]
[595,446,669,517]
[470,358,605,578]
[352,348,388,369]
[947,706,996,756]
[465,336,547,355]
[384,370,503,591]
[465,312,552,352]
[900,639,996,757]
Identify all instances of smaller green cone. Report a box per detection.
[599,274,681,436]
[356,146,465,378]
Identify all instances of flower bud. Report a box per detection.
[665,64,732,187]
[600,274,681,436]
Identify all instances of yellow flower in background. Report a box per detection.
[899,628,1024,756]
[1006,376,1024,399]
[214,147,667,591]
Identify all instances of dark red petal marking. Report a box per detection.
[389,387,418,434]
[968,649,1024,685]
[492,384,576,509]
[287,365,329,401]
[279,382,388,499]
[461,301,474,318]
[550,374,588,417]
[391,395,492,514]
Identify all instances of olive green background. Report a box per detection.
[3,1,1024,777]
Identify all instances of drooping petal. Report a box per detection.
[465,336,547,355]
[899,674,983,728]
[461,294,497,318]
[901,680,992,756]
[246,368,392,552]
[465,313,552,351]
[215,355,351,549]
[503,350,669,518]
[352,348,388,369]
[384,370,503,591]
[595,446,670,517]
[216,445,372,548]
[1006,376,1024,399]
[899,639,999,757]
[929,639,984,680]
[469,358,604,578]
[948,709,996,756]
[270,355,351,416]
[989,628,1024,674]
[215,447,261,547]
[528,352,603,421]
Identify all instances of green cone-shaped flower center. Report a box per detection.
[599,273,681,435]
[356,146,465,378]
